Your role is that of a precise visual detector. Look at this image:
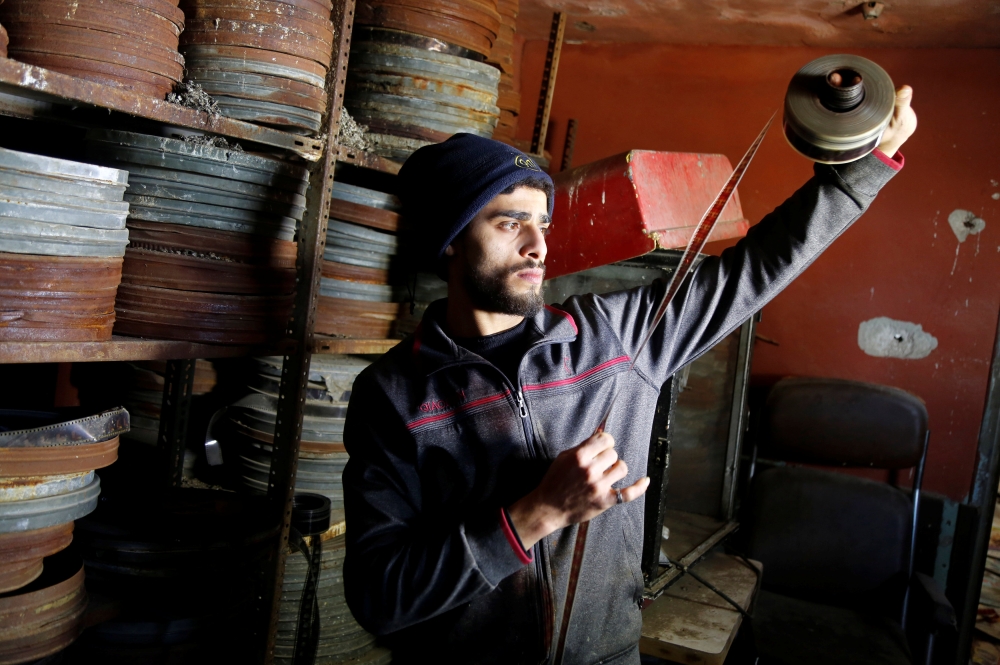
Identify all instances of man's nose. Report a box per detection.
[521,224,547,263]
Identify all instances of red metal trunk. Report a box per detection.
[547,150,749,278]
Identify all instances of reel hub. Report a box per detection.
[783,55,895,164]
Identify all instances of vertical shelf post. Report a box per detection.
[158,358,196,488]
[259,0,356,661]
[560,118,578,171]
[531,11,567,156]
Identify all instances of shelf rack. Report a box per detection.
[0,57,403,365]
[0,59,406,169]
[0,337,295,364]
[314,336,400,355]
[334,143,402,174]
[249,0,376,661]
[0,57,324,161]
[0,0,403,657]
[0,335,401,364]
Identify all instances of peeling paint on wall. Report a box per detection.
[948,209,988,274]
[858,317,938,359]
[948,209,986,242]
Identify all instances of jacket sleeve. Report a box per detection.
[342,374,530,635]
[577,150,903,385]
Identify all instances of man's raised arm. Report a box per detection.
[582,86,917,386]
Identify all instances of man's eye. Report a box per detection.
[500,221,519,230]
[541,225,552,236]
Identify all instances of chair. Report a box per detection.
[743,377,956,665]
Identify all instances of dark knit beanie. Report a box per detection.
[398,133,554,269]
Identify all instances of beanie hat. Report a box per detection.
[397,133,554,269]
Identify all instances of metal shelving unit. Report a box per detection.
[0,0,402,659]
[245,0,400,660]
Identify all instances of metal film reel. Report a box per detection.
[783,54,895,164]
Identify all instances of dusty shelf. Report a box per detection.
[313,336,399,355]
[0,57,324,160]
[334,143,402,174]
[0,336,295,364]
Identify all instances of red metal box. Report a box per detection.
[546,151,749,278]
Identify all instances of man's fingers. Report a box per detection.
[892,86,917,136]
[893,86,913,117]
[617,476,651,504]
[575,431,615,462]
[878,84,916,157]
[600,459,628,486]
[588,447,619,479]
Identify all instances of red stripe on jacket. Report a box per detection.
[522,355,631,393]
[544,305,578,335]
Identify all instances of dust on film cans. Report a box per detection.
[783,54,896,164]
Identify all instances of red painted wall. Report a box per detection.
[520,43,1000,500]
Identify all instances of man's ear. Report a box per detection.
[444,244,455,256]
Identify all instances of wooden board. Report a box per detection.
[989,499,1000,557]
[972,638,1000,665]
[977,606,1000,642]
[984,569,1000,609]
[661,510,725,562]
[640,551,761,665]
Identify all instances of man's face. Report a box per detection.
[447,186,550,317]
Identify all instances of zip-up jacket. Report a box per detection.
[343,151,903,664]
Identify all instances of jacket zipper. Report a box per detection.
[434,340,572,662]
[464,348,552,661]
[516,390,529,418]
[480,365,553,659]
[512,354,555,663]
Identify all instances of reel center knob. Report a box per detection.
[822,68,865,112]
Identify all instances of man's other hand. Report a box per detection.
[507,432,650,550]
[877,85,917,158]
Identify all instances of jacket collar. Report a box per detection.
[411,299,579,375]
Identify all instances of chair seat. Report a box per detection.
[753,590,912,665]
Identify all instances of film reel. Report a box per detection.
[783,54,895,164]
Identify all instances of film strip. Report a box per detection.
[553,111,776,665]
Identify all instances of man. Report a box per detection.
[343,87,917,664]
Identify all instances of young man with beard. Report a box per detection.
[343,87,916,665]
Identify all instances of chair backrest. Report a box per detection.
[745,377,928,606]
[764,377,927,469]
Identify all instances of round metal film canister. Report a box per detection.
[783,54,895,164]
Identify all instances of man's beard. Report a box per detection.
[463,258,545,316]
